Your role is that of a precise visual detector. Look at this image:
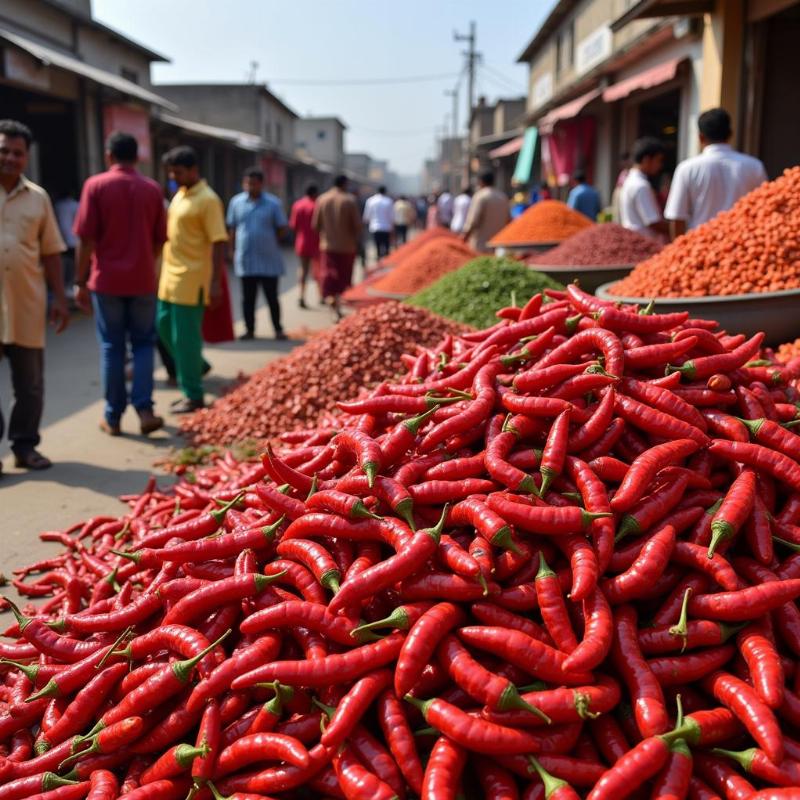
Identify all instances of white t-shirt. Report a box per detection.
[664,143,767,229]
[437,192,454,225]
[450,193,472,232]
[619,168,662,237]
[363,193,394,233]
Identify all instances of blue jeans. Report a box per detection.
[91,293,156,424]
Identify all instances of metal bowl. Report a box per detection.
[532,264,635,294]
[596,282,800,346]
[492,243,559,256]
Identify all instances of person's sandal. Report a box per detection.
[14,449,53,470]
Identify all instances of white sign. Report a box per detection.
[576,24,612,75]
[4,49,50,90]
[533,72,553,108]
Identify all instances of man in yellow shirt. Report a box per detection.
[0,119,69,473]
[158,146,227,413]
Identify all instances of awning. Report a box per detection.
[512,127,539,185]
[489,136,524,159]
[156,112,263,151]
[538,88,602,135]
[0,27,177,110]
[602,57,682,103]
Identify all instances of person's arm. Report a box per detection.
[461,195,482,241]
[211,241,226,306]
[73,237,94,313]
[664,165,689,241]
[43,253,69,333]
[274,202,289,241]
[669,218,687,239]
[636,185,670,237]
[205,196,229,307]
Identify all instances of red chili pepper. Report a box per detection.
[616,472,689,540]
[487,494,610,536]
[736,620,785,710]
[333,745,396,800]
[562,586,613,673]
[689,578,800,621]
[585,735,671,800]
[694,752,756,800]
[614,394,709,446]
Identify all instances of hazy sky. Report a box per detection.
[93,0,556,175]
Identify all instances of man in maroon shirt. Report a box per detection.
[73,132,167,436]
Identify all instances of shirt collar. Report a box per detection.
[1,174,31,198]
[181,178,207,197]
[109,163,137,173]
[703,143,733,155]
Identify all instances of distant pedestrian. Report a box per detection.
[289,184,320,309]
[425,193,440,229]
[450,186,472,233]
[227,168,288,341]
[415,196,428,229]
[665,107,767,239]
[158,146,228,413]
[54,187,79,299]
[0,119,69,473]
[619,138,669,239]
[393,195,415,246]
[73,131,167,437]
[436,190,454,227]
[363,185,394,261]
[567,170,601,221]
[462,171,510,253]
[313,174,361,319]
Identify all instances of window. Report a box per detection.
[317,129,327,140]
[120,67,139,84]
[556,20,575,75]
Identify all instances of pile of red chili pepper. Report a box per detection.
[7,283,800,799]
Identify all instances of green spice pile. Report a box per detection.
[405,256,564,328]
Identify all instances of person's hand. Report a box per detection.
[210,278,223,309]
[74,285,92,314]
[49,296,70,334]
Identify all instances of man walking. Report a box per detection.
[462,171,510,253]
[619,138,670,239]
[567,170,601,221]
[313,175,361,319]
[393,195,415,246]
[73,132,166,436]
[450,185,472,234]
[363,185,394,260]
[227,168,288,340]
[157,146,227,413]
[665,107,767,239]
[289,184,320,309]
[0,119,69,472]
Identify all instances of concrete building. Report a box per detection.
[295,117,346,172]
[517,0,705,204]
[0,0,173,195]
[470,96,527,193]
[155,83,300,203]
[614,0,800,179]
[345,152,372,180]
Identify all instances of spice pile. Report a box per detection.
[380,227,459,268]
[371,238,477,296]
[489,200,593,247]
[612,166,800,297]
[406,256,564,329]
[6,285,800,797]
[180,303,467,446]
[527,223,663,267]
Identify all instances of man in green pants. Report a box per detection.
[157,146,227,413]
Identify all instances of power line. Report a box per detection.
[268,72,460,86]
[483,63,525,92]
[349,125,438,137]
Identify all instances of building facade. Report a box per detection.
[295,117,346,172]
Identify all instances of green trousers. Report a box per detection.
[156,299,205,401]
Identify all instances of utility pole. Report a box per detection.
[454,21,478,182]
[444,87,459,141]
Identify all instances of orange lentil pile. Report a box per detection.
[612,166,800,298]
[180,303,468,446]
[371,237,477,295]
[381,225,458,267]
[776,338,800,365]
[488,199,593,247]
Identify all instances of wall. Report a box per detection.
[76,27,154,88]
[0,0,74,48]
[493,98,526,134]
[295,118,344,169]
[156,85,260,138]
[257,94,295,157]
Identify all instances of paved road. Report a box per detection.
[0,249,339,581]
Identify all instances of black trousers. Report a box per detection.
[0,344,44,455]
[242,276,282,335]
[373,231,391,259]
[394,225,408,245]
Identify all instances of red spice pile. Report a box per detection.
[371,238,477,295]
[489,200,593,247]
[180,302,468,445]
[527,223,663,267]
[380,226,458,267]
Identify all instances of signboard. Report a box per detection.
[103,104,152,161]
[533,72,553,108]
[576,24,612,76]
[4,48,50,90]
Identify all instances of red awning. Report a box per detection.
[489,136,524,159]
[538,88,602,134]
[602,57,682,103]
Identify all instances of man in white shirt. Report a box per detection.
[665,108,767,239]
[362,185,394,260]
[450,185,472,233]
[436,190,454,227]
[619,137,670,240]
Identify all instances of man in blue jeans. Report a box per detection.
[73,132,167,435]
